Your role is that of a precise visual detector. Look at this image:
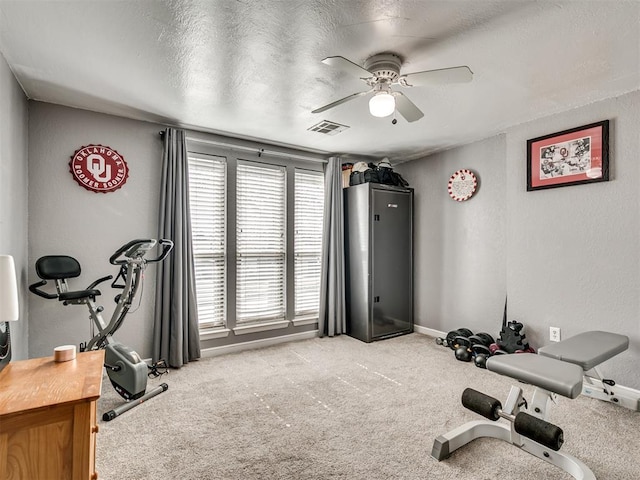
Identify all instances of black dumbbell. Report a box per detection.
[468,332,494,357]
[475,332,496,346]
[471,343,492,356]
[444,328,473,350]
[454,336,473,349]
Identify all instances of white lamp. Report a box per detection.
[369,91,396,118]
[0,255,19,322]
[0,255,19,373]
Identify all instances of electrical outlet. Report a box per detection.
[549,327,561,342]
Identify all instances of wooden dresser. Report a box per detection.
[0,350,104,480]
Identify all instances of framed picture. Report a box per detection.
[527,120,609,191]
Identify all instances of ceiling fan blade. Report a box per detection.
[311,90,372,114]
[321,56,373,78]
[394,92,424,123]
[399,66,473,87]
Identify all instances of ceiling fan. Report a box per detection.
[312,53,473,123]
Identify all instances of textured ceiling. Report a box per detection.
[0,1,638,161]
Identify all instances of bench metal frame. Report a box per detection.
[431,330,636,480]
[431,385,596,480]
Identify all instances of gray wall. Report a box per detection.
[396,90,640,388]
[28,102,163,359]
[0,50,29,360]
[19,73,640,389]
[397,135,507,334]
[27,102,318,359]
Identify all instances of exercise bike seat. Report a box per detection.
[58,289,102,301]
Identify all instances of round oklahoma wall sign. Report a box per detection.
[69,144,129,193]
[448,169,477,202]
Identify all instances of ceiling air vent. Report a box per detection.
[308,120,350,136]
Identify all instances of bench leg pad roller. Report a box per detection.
[514,412,564,451]
[461,388,501,421]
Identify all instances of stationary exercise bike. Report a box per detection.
[29,238,173,421]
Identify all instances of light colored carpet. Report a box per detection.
[96,333,640,479]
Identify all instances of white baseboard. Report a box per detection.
[413,324,445,339]
[200,330,319,358]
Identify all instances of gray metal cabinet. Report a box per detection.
[344,183,413,342]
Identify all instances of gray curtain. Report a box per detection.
[318,157,346,337]
[153,127,201,367]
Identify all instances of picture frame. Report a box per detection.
[526,120,609,191]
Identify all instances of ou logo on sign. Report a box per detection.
[69,144,129,193]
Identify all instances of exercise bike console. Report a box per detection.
[109,238,173,265]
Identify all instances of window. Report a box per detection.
[294,169,324,316]
[187,140,324,335]
[188,153,226,329]
[236,161,286,324]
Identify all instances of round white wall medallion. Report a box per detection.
[448,169,477,201]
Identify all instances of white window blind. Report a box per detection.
[236,161,286,324]
[294,169,324,316]
[188,153,227,329]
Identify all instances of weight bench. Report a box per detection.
[431,330,631,480]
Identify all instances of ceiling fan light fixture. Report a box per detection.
[369,92,395,118]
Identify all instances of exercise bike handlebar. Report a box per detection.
[147,239,174,264]
[29,274,114,300]
[86,275,114,290]
[109,238,174,265]
[29,280,58,299]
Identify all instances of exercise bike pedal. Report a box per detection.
[148,359,169,378]
[104,362,122,372]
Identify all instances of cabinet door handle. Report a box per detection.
[374,296,380,303]
[92,425,99,433]
[91,472,98,480]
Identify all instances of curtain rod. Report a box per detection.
[159,130,328,164]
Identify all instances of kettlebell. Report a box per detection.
[455,346,472,362]
[474,354,488,369]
